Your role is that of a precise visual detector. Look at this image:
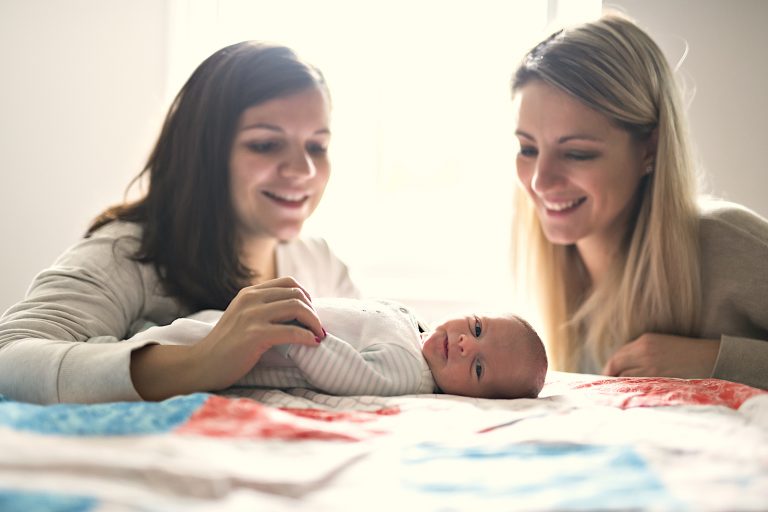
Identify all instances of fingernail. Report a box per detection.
[315,336,322,344]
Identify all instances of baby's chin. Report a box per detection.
[419,331,436,349]
[419,331,440,372]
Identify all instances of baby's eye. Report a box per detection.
[474,359,483,379]
[473,315,482,337]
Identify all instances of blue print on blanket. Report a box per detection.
[0,489,96,512]
[402,441,682,510]
[0,393,208,436]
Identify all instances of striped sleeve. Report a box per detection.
[287,335,427,396]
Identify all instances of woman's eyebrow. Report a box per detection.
[514,129,534,140]
[514,129,603,144]
[241,122,283,132]
[557,134,603,143]
[240,123,331,136]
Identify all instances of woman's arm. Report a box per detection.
[603,204,768,390]
[0,224,171,403]
[601,333,721,379]
[130,278,326,401]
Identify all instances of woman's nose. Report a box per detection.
[531,156,564,194]
[280,148,317,179]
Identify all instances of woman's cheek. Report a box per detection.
[516,159,534,192]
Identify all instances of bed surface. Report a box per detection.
[1,371,767,511]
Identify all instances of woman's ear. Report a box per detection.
[642,128,659,173]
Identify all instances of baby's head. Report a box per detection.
[420,313,547,399]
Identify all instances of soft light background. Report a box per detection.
[1,0,766,323]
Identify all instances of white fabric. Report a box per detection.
[131,298,436,396]
[0,221,359,404]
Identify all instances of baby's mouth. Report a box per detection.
[443,336,448,360]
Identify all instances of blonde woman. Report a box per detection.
[510,14,768,389]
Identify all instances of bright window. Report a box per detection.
[167,0,601,322]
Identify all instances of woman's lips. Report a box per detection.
[443,336,448,360]
[262,190,310,208]
[541,196,587,216]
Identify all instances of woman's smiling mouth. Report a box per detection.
[262,190,310,208]
[541,196,587,215]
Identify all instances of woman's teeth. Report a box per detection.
[264,191,307,202]
[543,197,586,211]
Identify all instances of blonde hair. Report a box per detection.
[510,14,701,371]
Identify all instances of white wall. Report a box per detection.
[607,0,768,217]
[0,0,169,313]
[0,0,766,315]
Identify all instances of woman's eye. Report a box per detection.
[473,316,482,337]
[519,146,538,157]
[566,151,597,161]
[307,143,328,156]
[246,141,280,153]
[474,360,483,379]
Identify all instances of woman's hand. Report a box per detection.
[131,277,325,400]
[601,333,721,379]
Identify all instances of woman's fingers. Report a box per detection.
[251,277,312,299]
[236,283,313,309]
[256,299,325,339]
[601,345,634,376]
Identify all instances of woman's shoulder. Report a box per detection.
[698,198,768,249]
[53,221,145,270]
[87,220,143,240]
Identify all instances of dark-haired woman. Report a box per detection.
[0,42,359,404]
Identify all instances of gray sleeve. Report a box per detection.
[714,336,768,390]
[700,204,768,390]
[0,228,164,403]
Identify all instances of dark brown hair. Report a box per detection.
[88,42,328,310]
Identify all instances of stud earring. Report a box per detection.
[644,164,654,175]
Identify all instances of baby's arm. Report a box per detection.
[287,335,427,396]
[127,312,223,346]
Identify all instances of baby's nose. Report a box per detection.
[457,335,472,356]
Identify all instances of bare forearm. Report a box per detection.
[130,344,209,401]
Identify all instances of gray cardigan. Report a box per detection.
[701,201,768,389]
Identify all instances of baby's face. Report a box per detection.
[421,314,531,398]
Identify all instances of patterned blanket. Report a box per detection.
[1,371,766,511]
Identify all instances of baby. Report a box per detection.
[129,297,548,399]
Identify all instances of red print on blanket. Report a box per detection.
[175,396,396,441]
[571,377,767,409]
[280,407,400,423]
